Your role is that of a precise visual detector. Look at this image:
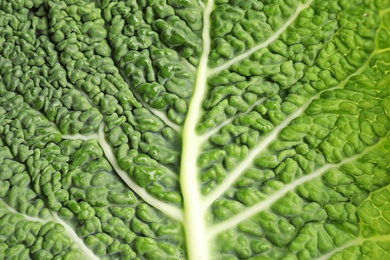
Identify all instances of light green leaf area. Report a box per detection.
[329,186,390,260]
[0,0,389,259]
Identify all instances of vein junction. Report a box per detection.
[208,0,314,76]
[178,0,316,258]
[62,123,183,222]
[207,135,387,237]
[203,41,383,208]
[179,0,215,259]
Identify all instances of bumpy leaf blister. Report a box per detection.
[0,0,389,259]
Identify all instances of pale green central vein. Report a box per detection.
[180,0,215,259]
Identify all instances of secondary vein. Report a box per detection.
[208,0,314,76]
[96,123,184,222]
[202,46,381,208]
[118,67,182,133]
[62,126,183,221]
[0,199,99,260]
[207,138,385,237]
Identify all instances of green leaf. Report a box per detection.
[0,0,389,259]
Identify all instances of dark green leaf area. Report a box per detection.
[42,0,140,119]
[0,206,86,260]
[0,134,184,259]
[24,0,184,202]
[99,0,198,124]
[104,112,182,205]
[0,6,103,135]
[0,151,51,219]
[0,144,87,258]
[376,11,390,50]
[198,72,280,134]
[0,94,62,155]
[103,107,181,167]
[167,0,203,30]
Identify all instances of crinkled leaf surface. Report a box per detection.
[0,0,390,259]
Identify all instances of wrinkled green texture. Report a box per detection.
[0,0,390,259]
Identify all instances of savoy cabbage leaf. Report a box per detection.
[0,0,390,259]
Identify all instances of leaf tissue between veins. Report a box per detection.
[0,0,390,259]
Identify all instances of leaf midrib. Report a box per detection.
[179,0,215,259]
[179,1,314,259]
